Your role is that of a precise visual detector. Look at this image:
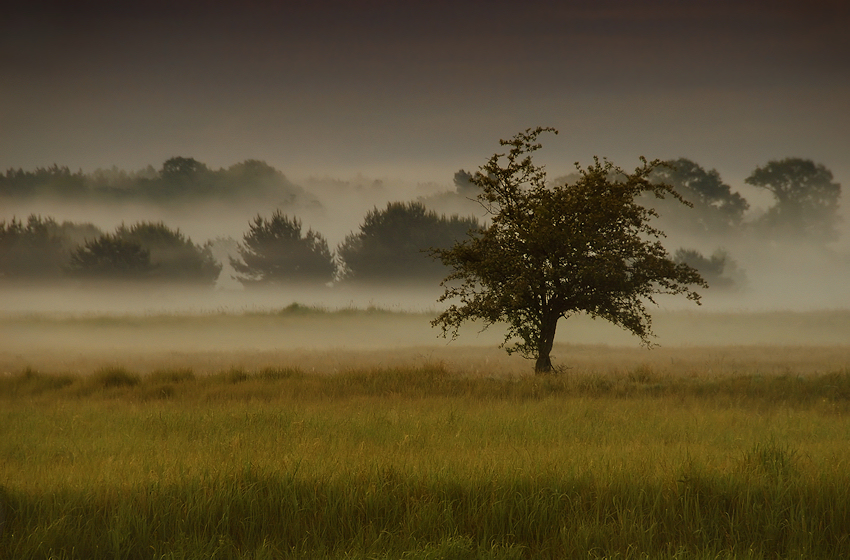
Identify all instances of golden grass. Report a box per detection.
[1,309,850,558]
[3,307,849,376]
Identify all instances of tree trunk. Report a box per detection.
[535,353,553,373]
[534,314,558,374]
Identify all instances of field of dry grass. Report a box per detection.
[2,307,850,558]
[2,306,850,375]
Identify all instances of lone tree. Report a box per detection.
[431,127,706,373]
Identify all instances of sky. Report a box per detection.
[2,0,849,195]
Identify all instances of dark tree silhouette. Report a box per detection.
[432,127,705,373]
[0,216,65,280]
[0,215,103,281]
[68,235,153,280]
[232,211,335,287]
[53,221,103,251]
[649,158,749,234]
[0,165,87,199]
[161,157,209,183]
[337,201,479,285]
[673,248,740,290]
[453,169,478,197]
[223,160,307,203]
[116,222,221,285]
[1,159,320,206]
[745,158,841,241]
[67,222,219,284]
[152,157,214,199]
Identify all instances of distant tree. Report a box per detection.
[0,215,103,281]
[161,156,209,183]
[148,157,214,199]
[338,201,479,285]
[649,158,749,234]
[431,127,705,373]
[416,171,483,218]
[1,159,323,207]
[68,235,153,280]
[52,221,103,250]
[0,168,29,198]
[0,165,87,199]
[115,222,221,285]
[453,169,478,197]
[673,248,742,290]
[223,160,298,202]
[745,158,841,241]
[0,215,66,280]
[67,222,220,284]
[87,166,135,200]
[232,211,335,287]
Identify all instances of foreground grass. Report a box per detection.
[2,363,850,558]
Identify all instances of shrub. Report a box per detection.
[88,367,141,389]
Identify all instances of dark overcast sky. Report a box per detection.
[2,0,849,187]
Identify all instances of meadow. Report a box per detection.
[2,307,850,559]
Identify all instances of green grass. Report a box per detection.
[2,364,850,558]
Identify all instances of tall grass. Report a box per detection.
[2,364,850,558]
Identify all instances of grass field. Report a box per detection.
[2,308,850,559]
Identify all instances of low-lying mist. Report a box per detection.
[1,173,450,252]
[0,283,447,316]
[3,166,849,318]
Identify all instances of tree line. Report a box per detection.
[453,156,842,243]
[0,217,222,285]
[0,202,479,287]
[2,136,844,372]
[3,155,841,243]
[1,154,843,291]
[449,156,841,290]
[0,158,311,205]
[647,157,841,242]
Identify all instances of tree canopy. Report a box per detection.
[116,222,221,285]
[745,158,841,241]
[1,158,314,206]
[337,201,479,285]
[649,158,748,235]
[1,215,102,282]
[68,235,154,280]
[453,169,478,197]
[673,248,741,290]
[432,127,706,373]
[231,210,336,287]
[68,222,221,284]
